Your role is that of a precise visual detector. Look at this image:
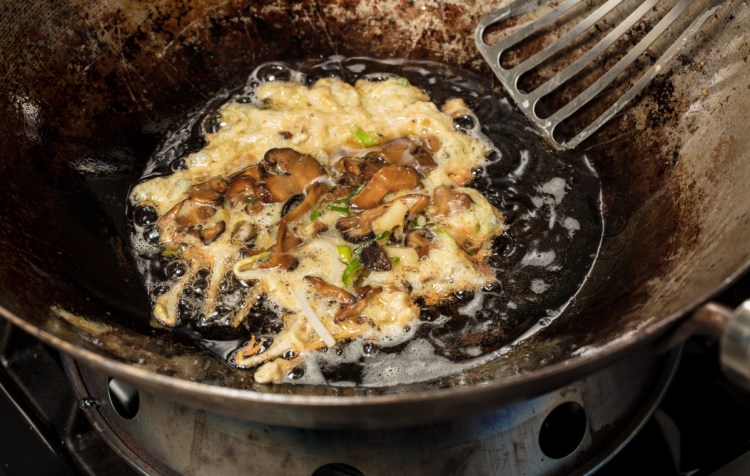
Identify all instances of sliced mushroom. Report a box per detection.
[424,135,441,153]
[308,221,329,237]
[255,175,302,203]
[335,285,383,322]
[225,167,262,208]
[339,152,387,183]
[200,221,226,245]
[230,221,258,246]
[399,194,430,217]
[245,201,264,214]
[254,149,325,203]
[304,276,355,304]
[187,178,228,206]
[360,242,392,272]
[323,183,357,203]
[279,182,327,225]
[406,229,435,259]
[259,222,301,271]
[265,148,325,189]
[350,165,421,209]
[281,193,305,217]
[335,203,390,243]
[380,138,437,174]
[432,185,474,216]
[175,200,216,229]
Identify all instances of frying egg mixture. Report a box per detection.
[130,76,505,383]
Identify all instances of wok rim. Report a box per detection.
[1,257,745,409]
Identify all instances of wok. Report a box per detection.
[1,0,749,429]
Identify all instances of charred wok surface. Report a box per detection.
[3,0,742,415]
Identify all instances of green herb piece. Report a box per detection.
[342,259,362,287]
[350,127,379,147]
[161,249,178,258]
[374,230,391,242]
[327,204,350,215]
[389,256,401,265]
[337,245,353,264]
[411,215,425,229]
[310,208,322,221]
[435,227,448,235]
[343,184,365,202]
[475,223,481,232]
[401,78,409,87]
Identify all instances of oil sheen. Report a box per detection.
[128,57,603,387]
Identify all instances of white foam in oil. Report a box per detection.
[129,57,604,388]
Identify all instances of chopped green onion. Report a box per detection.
[337,245,353,264]
[327,204,350,215]
[342,259,362,287]
[435,227,447,235]
[374,230,391,242]
[401,78,409,87]
[475,223,481,232]
[350,127,380,147]
[389,256,401,265]
[344,184,365,202]
[161,249,178,258]
[310,208,322,221]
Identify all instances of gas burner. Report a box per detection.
[67,344,677,475]
[3,317,750,475]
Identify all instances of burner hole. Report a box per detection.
[538,401,587,459]
[312,463,365,476]
[107,377,140,419]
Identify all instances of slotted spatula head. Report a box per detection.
[476,0,725,150]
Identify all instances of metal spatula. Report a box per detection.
[475,0,725,150]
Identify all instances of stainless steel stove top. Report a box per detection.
[2,293,750,475]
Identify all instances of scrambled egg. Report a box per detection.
[130,77,504,383]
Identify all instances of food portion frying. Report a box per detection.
[130,76,504,383]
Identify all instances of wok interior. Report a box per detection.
[1,0,749,400]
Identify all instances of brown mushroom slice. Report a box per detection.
[259,222,302,270]
[230,221,258,247]
[304,276,355,304]
[155,200,185,243]
[200,221,226,245]
[380,138,438,174]
[245,201,264,214]
[336,215,374,243]
[350,165,421,209]
[187,178,228,206]
[360,242,392,272]
[225,168,261,208]
[339,152,387,183]
[335,203,390,243]
[255,149,326,203]
[255,174,302,203]
[263,148,304,172]
[432,185,474,216]
[406,229,435,259]
[424,135,441,153]
[263,148,325,190]
[279,182,327,224]
[335,285,383,323]
[174,200,216,229]
[399,194,430,217]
